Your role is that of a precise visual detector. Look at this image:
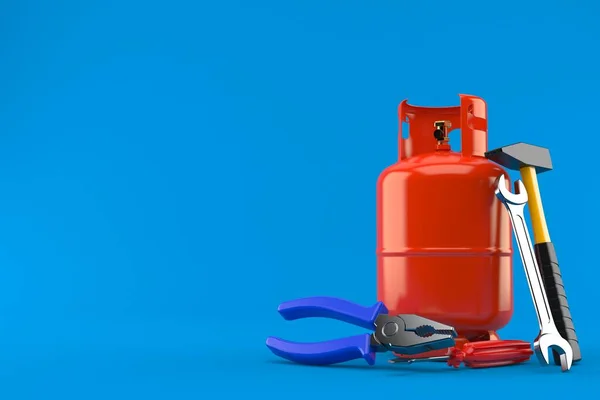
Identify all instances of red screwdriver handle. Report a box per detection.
[447,340,534,369]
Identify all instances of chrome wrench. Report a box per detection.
[495,174,573,372]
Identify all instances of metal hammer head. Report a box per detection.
[495,174,528,206]
[485,142,552,174]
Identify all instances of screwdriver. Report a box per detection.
[389,340,534,369]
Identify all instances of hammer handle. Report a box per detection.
[534,242,582,363]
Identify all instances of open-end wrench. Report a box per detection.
[495,174,573,372]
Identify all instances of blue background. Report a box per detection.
[1,0,598,398]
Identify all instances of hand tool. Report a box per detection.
[486,142,581,363]
[495,174,573,372]
[389,340,534,369]
[266,296,457,366]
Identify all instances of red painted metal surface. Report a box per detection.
[376,94,514,342]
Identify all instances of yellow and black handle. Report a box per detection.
[521,167,582,363]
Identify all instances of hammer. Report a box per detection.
[485,142,581,364]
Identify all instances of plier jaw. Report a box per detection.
[266,296,457,366]
[372,314,457,355]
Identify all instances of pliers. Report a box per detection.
[266,296,457,366]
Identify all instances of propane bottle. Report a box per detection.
[376,94,513,345]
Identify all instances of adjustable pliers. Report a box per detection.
[266,296,457,366]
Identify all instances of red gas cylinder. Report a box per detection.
[376,94,513,343]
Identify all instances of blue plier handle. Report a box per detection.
[266,296,457,366]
